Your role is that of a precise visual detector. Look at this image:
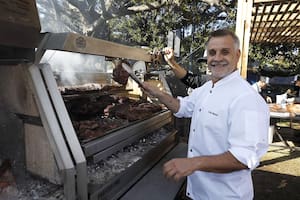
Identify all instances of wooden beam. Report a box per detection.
[0,0,41,48]
[250,1,300,44]
[254,0,288,4]
[236,0,253,79]
[43,33,153,62]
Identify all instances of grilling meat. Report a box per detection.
[73,120,104,140]
[112,60,130,85]
[58,83,127,95]
[61,83,163,141]
[68,96,162,140]
[73,118,127,141]
[126,102,162,121]
[58,83,103,95]
[66,95,117,119]
[109,101,162,121]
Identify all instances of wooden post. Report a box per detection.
[235,0,253,79]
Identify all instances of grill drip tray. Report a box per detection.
[88,126,177,200]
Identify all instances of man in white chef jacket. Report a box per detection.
[252,76,272,103]
[142,29,269,200]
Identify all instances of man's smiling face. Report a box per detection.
[206,35,240,83]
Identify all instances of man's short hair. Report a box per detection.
[206,29,240,50]
[260,76,267,82]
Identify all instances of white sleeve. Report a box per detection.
[228,94,270,170]
[173,96,195,118]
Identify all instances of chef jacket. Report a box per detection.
[174,70,269,200]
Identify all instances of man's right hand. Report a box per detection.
[163,47,175,64]
[141,82,180,113]
[162,47,187,80]
[141,82,163,98]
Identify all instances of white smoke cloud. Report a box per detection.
[41,50,110,86]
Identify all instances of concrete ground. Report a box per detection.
[253,126,300,200]
[178,126,300,200]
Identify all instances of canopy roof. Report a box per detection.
[250,0,300,45]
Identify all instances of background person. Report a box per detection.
[292,76,300,103]
[252,76,272,103]
[142,29,269,200]
[163,47,211,89]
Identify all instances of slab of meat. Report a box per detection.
[58,83,103,95]
[113,102,162,121]
[66,95,118,120]
[112,60,130,85]
[64,92,163,141]
[73,118,127,141]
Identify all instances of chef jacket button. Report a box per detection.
[190,149,192,152]
[187,192,190,196]
[210,90,212,93]
[199,108,201,112]
[193,129,195,132]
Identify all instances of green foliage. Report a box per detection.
[249,43,300,76]
[107,0,236,72]
[38,0,300,76]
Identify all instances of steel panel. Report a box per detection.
[82,111,172,157]
[40,63,88,200]
[89,130,177,200]
[28,64,76,199]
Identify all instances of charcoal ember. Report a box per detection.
[112,60,130,85]
[87,127,170,186]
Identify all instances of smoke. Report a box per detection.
[41,50,110,86]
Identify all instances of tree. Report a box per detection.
[36,0,236,69]
[36,0,299,77]
[249,43,300,77]
[105,0,236,71]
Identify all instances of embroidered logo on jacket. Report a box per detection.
[208,110,218,116]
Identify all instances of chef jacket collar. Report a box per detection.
[209,70,239,88]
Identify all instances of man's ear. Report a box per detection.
[237,49,241,58]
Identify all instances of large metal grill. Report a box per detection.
[0,0,186,200]
[0,1,187,199]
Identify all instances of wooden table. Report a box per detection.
[269,103,300,151]
[269,103,300,118]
